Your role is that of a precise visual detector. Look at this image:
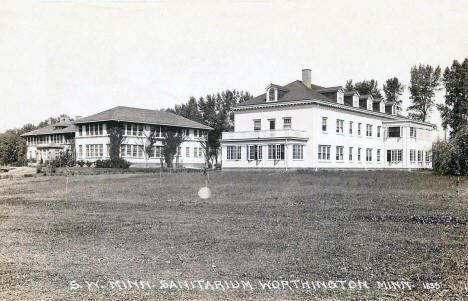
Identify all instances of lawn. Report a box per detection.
[0,170,466,300]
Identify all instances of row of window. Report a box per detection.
[77,144,204,159]
[26,135,67,145]
[318,145,381,162]
[322,117,382,138]
[77,123,207,138]
[226,144,304,161]
[253,117,291,131]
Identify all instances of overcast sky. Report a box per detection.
[1,0,467,135]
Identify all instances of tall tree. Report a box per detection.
[345,80,354,92]
[439,58,468,136]
[344,79,382,98]
[407,64,442,122]
[160,128,185,170]
[0,130,26,165]
[383,77,405,113]
[107,122,126,161]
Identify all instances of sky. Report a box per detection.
[1,0,467,136]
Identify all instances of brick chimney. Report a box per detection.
[302,69,311,88]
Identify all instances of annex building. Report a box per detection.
[22,106,212,168]
[221,69,436,170]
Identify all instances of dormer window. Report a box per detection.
[367,96,373,110]
[353,94,359,107]
[380,101,385,113]
[337,90,344,104]
[267,88,276,102]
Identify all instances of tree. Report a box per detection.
[137,127,158,168]
[407,64,442,122]
[107,122,126,160]
[345,80,354,92]
[0,130,27,165]
[439,58,468,137]
[344,79,382,98]
[383,77,405,114]
[160,128,185,170]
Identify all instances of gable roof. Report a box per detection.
[74,106,212,130]
[21,121,76,137]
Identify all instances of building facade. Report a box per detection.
[73,106,211,167]
[221,69,436,170]
[21,118,75,162]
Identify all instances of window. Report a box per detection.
[377,149,381,162]
[198,147,202,158]
[99,124,103,135]
[138,145,143,158]
[132,124,137,136]
[293,144,304,160]
[377,126,381,138]
[336,146,344,161]
[410,149,416,163]
[336,119,344,134]
[78,145,83,159]
[410,127,417,138]
[425,151,432,163]
[366,124,372,137]
[349,147,353,161]
[358,123,362,135]
[254,120,261,131]
[227,146,241,160]
[138,125,143,136]
[154,146,162,158]
[86,125,90,136]
[269,119,276,130]
[268,144,284,160]
[388,127,401,138]
[86,145,90,157]
[349,121,353,134]
[358,148,361,161]
[78,125,82,136]
[132,145,137,157]
[283,117,291,129]
[248,145,263,160]
[318,145,331,160]
[186,147,190,157]
[366,148,372,162]
[418,150,423,163]
[126,123,131,135]
[387,150,403,163]
[322,117,328,132]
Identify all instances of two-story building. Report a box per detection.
[221,69,436,170]
[21,117,76,162]
[73,106,212,167]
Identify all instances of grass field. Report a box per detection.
[0,170,466,300]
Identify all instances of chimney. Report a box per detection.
[302,69,311,88]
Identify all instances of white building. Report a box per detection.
[74,106,212,167]
[21,118,75,163]
[221,69,436,170]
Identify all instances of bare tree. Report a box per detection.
[136,126,158,168]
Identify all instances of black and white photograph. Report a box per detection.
[0,0,467,300]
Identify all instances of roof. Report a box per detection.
[234,79,435,127]
[74,106,212,130]
[21,121,76,137]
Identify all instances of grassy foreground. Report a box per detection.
[0,170,466,300]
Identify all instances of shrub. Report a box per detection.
[94,158,131,169]
[432,127,468,176]
[76,160,85,167]
[49,149,75,168]
[85,161,92,167]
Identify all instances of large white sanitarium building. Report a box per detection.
[221,69,436,170]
